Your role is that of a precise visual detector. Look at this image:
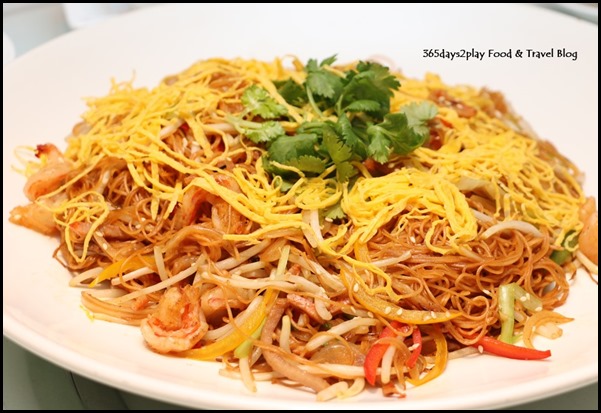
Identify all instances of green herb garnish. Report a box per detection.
[231,55,438,187]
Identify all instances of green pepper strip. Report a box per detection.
[234,319,266,359]
[498,284,515,343]
[498,283,543,344]
[181,289,278,361]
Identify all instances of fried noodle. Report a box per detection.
[9,56,598,400]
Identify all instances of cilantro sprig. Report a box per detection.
[230,55,437,187]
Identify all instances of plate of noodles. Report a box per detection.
[2,3,598,410]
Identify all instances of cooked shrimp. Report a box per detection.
[200,286,246,324]
[9,203,58,235]
[23,144,72,201]
[578,197,598,265]
[176,174,250,233]
[9,191,67,236]
[140,285,208,354]
[69,220,131,241]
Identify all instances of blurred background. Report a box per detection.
[2,3,598,65]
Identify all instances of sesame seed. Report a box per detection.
[445,311,451,318]
[367,311,374,318]
[102,243,108,250]
[430,311,436,319]
[410,236,416,243]
[535,306,542,312]
[353,284,359,293]
[483,289,491,295]
[525,293,531,301]
[396,308,404,315]
[477,345,484,354]
[519,296,527,302]
[351,306,357,314]
[385,306,392,314]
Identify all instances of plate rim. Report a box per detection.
[3,3,598,410]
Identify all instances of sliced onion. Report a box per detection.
[522,310,573,348]
[305,317,378,351]
[316,381,349,402]
[481,220,542,239]
[310,341,362,365]
[576,250,598,275]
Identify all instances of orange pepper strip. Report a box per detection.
[341,268,460,324]
[407,325,447,386]
[352,284,460,325]
[89,255,155,287]
[181,289,278,361]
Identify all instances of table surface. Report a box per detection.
[3,3,598,410]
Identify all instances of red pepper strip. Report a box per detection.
[406,326,422,369]
[474,336,551,360]
[363,321,403,386]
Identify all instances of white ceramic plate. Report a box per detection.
[3,31,16,65]
[3,4,598,410]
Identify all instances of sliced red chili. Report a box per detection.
[406,326,422,369]
[363,321,403,386]
[473,336,551,360]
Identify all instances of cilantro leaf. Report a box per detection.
[237,56,435,190]
[339,61,400,118]
[267,133,319,164]
[322,125,353,164]
[305,56,344,100]
[401,101,439,136]
[336,160,357,182]
[245,121,286,143]
[241,85,288,119]
[344,99,382,113]
[319,55,338,67]
[366,103,437,161]
[288,155,328,174]
[322,125,357,182]
[323,202,346,221]
[337,114,367,160]
[367,125,393,163]
[275,79,307,106]
[264,135,326,177]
